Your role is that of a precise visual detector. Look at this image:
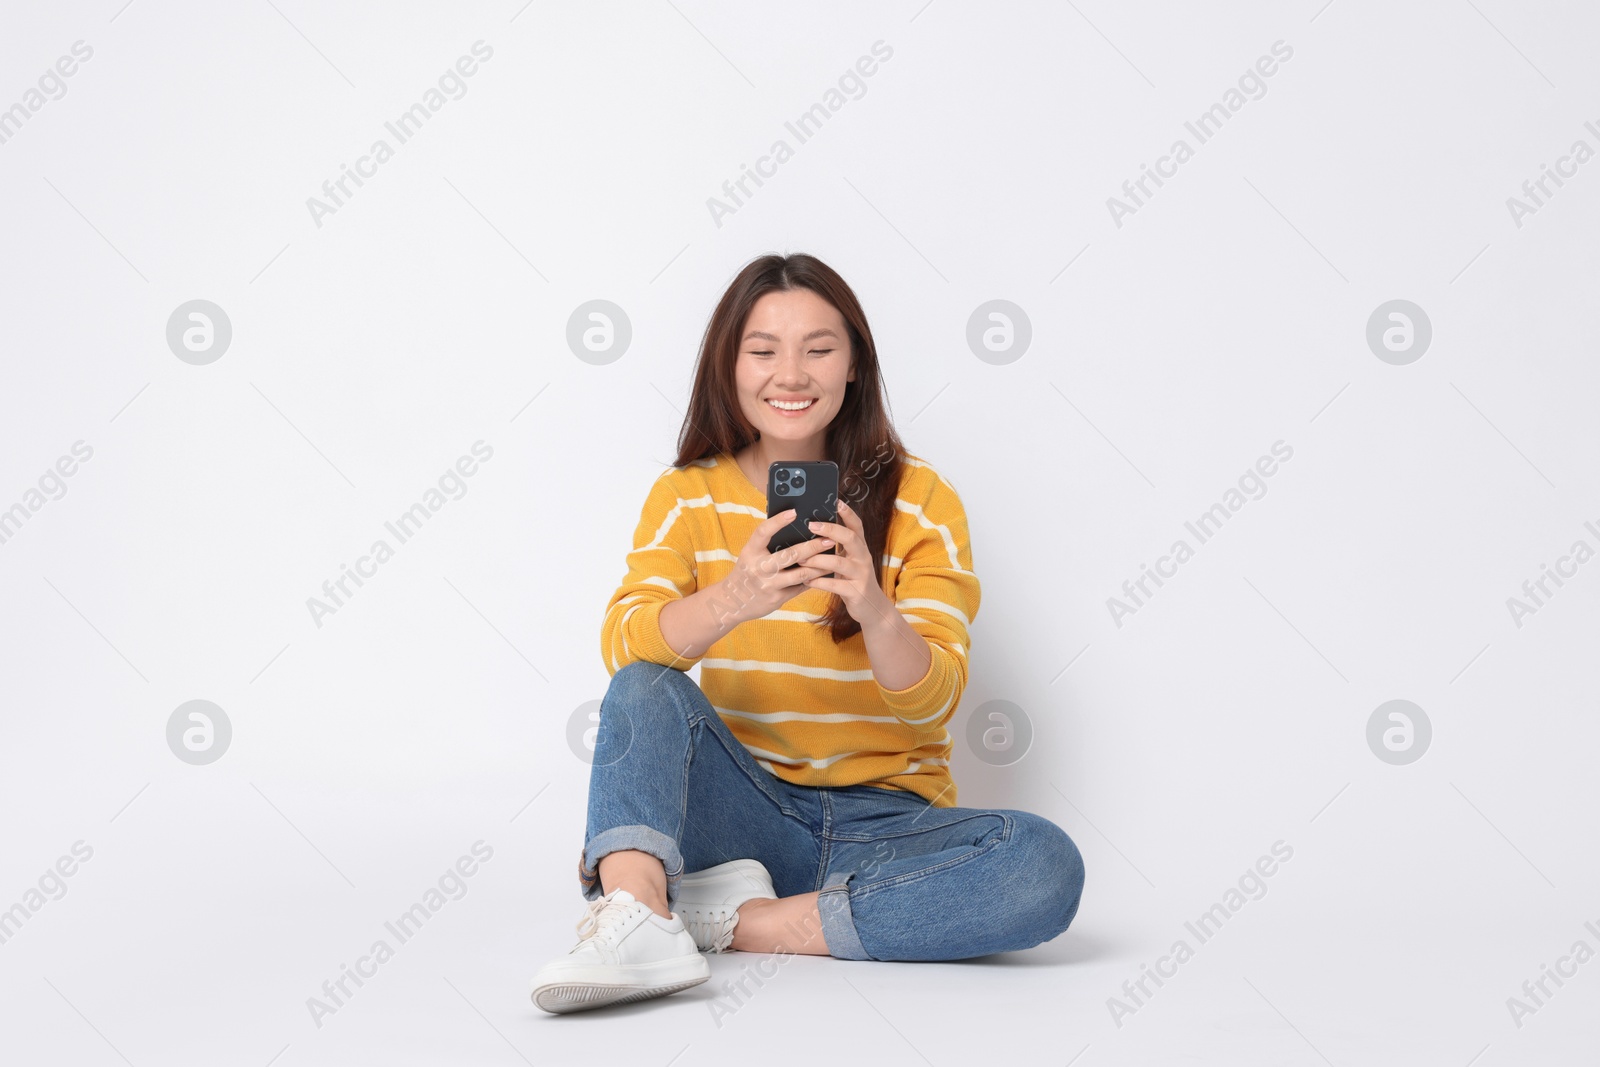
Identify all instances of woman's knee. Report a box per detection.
[605,661,703,721]
[597,662,714,760]
[609,658,684,690]
[1009,811,1085,938]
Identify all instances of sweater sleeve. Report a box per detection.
[599,472,707,675]
[874,470,980,729]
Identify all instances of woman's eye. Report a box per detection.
[810,349,833,356]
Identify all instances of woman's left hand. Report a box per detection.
[804,499,896,629]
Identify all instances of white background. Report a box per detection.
[2,1,1597,1064]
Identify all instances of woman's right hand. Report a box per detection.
[717,508,838,625]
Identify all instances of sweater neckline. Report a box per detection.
[720,450,768,508]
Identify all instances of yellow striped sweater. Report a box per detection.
[600,450,980,808]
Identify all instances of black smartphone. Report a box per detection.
[766,460,839,561]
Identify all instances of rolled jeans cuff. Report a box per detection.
[818,872,871,961]
[578,824,685,910]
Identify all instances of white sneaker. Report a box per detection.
[676,859,779,953]
[530,887,710,1014]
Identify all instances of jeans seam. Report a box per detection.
[694,711,808,820]
[813,790,835,894]
[669,680,811,824]
[823,811,1010,844]
[646,664,817,830]
[848,812,1013,899]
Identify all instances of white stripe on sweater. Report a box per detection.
[713,704,904,726]
[738,733,951,770]
[736,742,868,769]
[898,614,967,654]
[636,494,765,555]
[700,657,875,682]
[638,496,695,552]
[754,753,949,776]
[891,758,951,775]
[760,609,826,622]
[710,499,767,519]
[893,498,971,573]
[898,597,971,628]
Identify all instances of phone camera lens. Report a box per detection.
[791,473,805,490]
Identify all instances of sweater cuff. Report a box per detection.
[628,598,707,671]
[876,642,953,721]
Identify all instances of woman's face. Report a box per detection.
[735,287,856,453]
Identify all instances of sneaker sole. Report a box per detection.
[531,957,711,1014]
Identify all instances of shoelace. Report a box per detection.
[683,905,740,954]
[573,890,638,950]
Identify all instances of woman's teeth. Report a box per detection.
[767,398,814,411]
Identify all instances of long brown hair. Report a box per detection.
[673,253,906,644]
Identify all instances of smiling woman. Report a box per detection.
[530,252,1085,1015]
[682,260,892,651]
[729,289,858,519]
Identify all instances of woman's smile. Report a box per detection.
[765,396,817,415]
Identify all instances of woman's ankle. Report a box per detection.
[597,850,670,918]
[602,880,671,919]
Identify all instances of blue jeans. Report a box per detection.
[577,660,1086,961]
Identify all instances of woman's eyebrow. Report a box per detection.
[742,327,840,343]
